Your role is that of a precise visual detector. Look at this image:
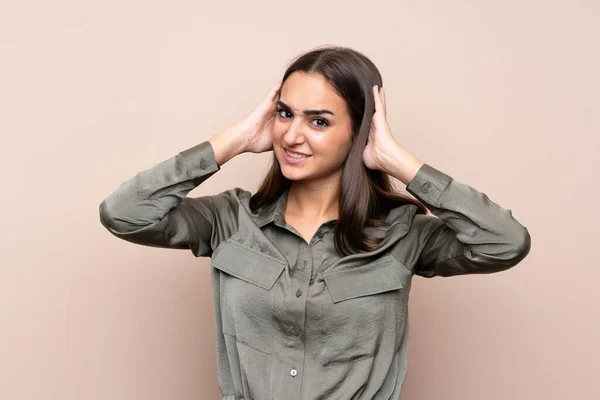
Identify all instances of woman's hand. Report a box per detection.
[229,80,282,154]
[362,85,401,172]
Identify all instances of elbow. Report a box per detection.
[517,226,532,258]
[99,199,115,230]
[505,225,532,269]
[99,198,158,236]
[99,199,129,233]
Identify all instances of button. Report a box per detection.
[421,182,431,193]
[290,369,297,377]
[317,232,325,239]
[297,260,307,271]
[293,327,301,336]
[199,159,207,170]
[296,288,302,297]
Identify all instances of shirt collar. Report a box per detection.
[250,187,338,229]
[250,187,290,228]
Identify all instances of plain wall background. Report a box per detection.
[1,1,598,399]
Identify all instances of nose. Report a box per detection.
[282,120,305,146]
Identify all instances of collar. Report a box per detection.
[250,187,291,228]
[250,187,338,229]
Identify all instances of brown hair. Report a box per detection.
[250,45,428,256]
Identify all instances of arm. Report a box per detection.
[384,146,531,278]
[98,129,246,257]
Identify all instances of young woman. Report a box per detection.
[99,46,531,400]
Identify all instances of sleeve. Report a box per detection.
[98,140,237,258]
[405,163,531,278]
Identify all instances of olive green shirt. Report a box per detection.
[99,141,531,400]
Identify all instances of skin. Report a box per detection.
[271,71,353,221]
[208,74,425,229]
[365,84,425,185]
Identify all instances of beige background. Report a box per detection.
[1,1,598,399]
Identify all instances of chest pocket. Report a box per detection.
[211,239,286,355]
[316,253,403,366]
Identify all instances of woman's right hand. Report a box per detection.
[229,80,282,154]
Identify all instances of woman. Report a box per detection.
[99,46,531,400]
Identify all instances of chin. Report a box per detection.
[280,166,305,181]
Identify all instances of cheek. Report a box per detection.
[318,132,352,156]
[271,119,288,139]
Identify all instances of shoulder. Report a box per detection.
[384,202,443,247]
[385,203,444,274]
[185,187,253,250]
[209,187,252,209]
[186,187,252,226]
[385,202,423,229]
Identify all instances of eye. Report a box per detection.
[276,107,329,129]
[276,107,292,119]
[312,118,329,128]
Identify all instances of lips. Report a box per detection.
[282,147,311,165]
[283,147,311,156]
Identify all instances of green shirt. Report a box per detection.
[99,140,531,400]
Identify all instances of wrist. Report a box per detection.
[209,128,247,167]
[381,144,425,185]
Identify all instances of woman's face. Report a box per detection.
[272,71,353,181]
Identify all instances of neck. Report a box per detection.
[285,174,341,220]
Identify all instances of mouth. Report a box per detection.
[283,147,311,157]
[282,147,312,163]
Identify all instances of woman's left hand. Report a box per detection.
[362,85,399,172]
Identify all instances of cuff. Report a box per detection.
[179,140,221,178]
[406,163,452,207]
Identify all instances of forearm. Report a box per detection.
[99,139,219,233]
[208,127,248,168]
[385,149,531,276]
[379,143,425,185]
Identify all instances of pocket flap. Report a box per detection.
[211,239,286,290]
[322,255,403,303]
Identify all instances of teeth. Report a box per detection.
[286,150,308,159]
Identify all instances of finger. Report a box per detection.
[268,80,283,99]
[380,87,387,116]
[271,79,282,92]
[373,85,382,113]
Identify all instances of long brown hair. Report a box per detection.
[250,45,428,256]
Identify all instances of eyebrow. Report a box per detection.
[277,100,335,116]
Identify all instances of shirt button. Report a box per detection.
[421,182,431,193]
[199,159,207,170]
[317,232,325,239]
[296,288,302,297]
[290,369,297,377]
[298,260,306,271]
[293,327,301,336]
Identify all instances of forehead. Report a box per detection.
[280,72,346,113]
